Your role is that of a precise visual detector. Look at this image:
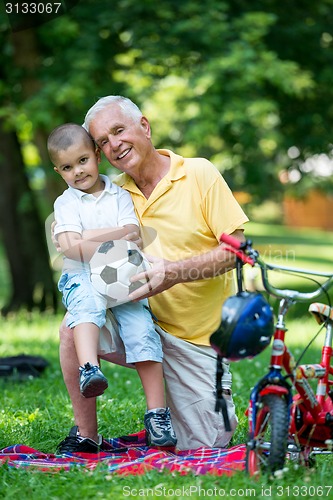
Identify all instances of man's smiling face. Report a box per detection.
[89,104,151,175]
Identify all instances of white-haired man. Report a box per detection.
[56,95,248,453]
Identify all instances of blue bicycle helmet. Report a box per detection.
[210,291,274,361]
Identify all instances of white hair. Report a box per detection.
[83,96,142,131]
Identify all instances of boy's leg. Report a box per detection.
[73,322,100,366]
[156,326,238,450]
[135,360,177,447]
[59,313,132,445]
[112,302,176,446]
[135,361,165,409]
[111,300,163,365]
[61,272,109,398]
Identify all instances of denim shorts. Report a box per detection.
[58,272,162,364]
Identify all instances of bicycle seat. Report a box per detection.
[308,302,333,324]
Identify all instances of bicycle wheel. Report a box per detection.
[246,393,289,476]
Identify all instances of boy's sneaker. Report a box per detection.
[79,362,108,398]
[144,407,177,447]
[56,426,102,454]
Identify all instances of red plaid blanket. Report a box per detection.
[0,431,245,475]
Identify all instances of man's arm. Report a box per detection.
[128,229,245,300]
[57,224,140,261]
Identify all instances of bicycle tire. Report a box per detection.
[246,393,289,476]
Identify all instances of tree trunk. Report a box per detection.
[0,119,58,314]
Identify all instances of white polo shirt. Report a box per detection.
[54,174,138,272]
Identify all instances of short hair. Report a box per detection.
[83,96,142,132]
[47,123,94,163]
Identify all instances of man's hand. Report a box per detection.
[127,230,246,302]
[128,254,175,301]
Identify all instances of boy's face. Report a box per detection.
[53,141,102,194]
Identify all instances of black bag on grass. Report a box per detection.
[0,354,49,378]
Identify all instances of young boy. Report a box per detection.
[48,123,176,447]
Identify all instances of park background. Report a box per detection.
[0,1,333,498]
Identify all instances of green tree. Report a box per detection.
[1,0,333,312]
[0,118,58,313]
[105,0,333,199]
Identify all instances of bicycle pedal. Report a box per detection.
[287,443,300,453]
[325,412,333,424]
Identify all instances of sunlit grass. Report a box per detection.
[0,222,332,497]
[242,222,333,312]
[1,312,332,498]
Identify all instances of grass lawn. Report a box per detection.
[0,222,332,498]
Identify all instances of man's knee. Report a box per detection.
[167,391,238,450]
[213,394,238,448]
[59,316,73,345]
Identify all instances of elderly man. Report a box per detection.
[56,95,248,453]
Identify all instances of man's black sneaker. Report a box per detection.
[56,426,103,454]
[79,362,108,398]
[144,407,177,447]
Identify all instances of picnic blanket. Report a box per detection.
[0,430,245,475]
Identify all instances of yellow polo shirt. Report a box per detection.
[114,149,249,345]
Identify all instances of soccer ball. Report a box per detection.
[89,240,151,307]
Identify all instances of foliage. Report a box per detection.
[2,1,333,201]
[1,1,333,311]
[279,151,333,197]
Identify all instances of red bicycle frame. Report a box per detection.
[219,233,333,458]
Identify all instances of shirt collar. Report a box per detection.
[67,174,118,199]
[115,149,186,192]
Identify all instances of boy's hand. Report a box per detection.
[122,230,143,250]
[51,220,62,253]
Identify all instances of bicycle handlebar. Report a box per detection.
[220,232,243,250]
[219,233,256,266]
[220,233,333,302]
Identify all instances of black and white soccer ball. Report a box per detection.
[89,240,151,306]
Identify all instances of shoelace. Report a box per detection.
[57,435,84,452]
[152,412,173,432]
[80,362,97,374]
[57,436,128,454]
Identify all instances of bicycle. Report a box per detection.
[217,233,333,476]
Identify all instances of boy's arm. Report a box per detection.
[82,224,140,244]
[57,231,102,262]
[82,224,142,249]
[57,224,141,262]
